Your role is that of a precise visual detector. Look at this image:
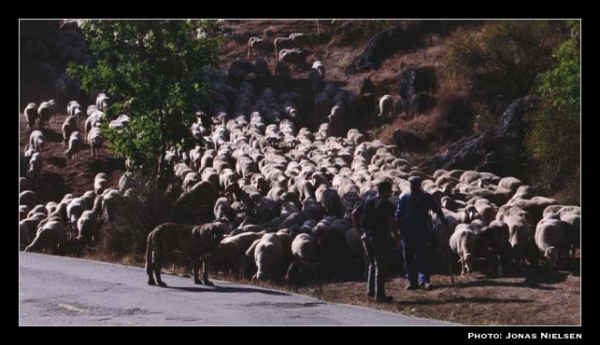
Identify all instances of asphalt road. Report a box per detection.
[19,252,457,326]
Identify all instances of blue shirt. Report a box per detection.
[395,191,445,238]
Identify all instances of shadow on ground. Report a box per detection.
[162,284,291,296]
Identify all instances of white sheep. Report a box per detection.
[24,220,66,255]
[291,233,317,262]
[250,233,282,281]
[96,93,109,111]
[273,37,297,58]
[289,33,313,50]
[37,102,52,129]
[87,127,104,158]
[378,95,394,118]
[449,227,477,275]
[76,195,103,246]
[65,131,84,164]
[24,103,38,132]
[534,219,569,268]
[27,152,43,187]
[28,130,45,153]
[20,190,37,209]
[62,115,77,148]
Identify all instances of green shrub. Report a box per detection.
[526,21,580,195]
[447,21,562,122]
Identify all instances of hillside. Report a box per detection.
[19,20,581,326]
[20,20,579,202]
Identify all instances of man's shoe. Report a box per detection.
[420,282,433,291]
[405,283,418,291]
[375,295,394,303]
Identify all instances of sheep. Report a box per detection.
[228,58,256,83]
[534,219,569,268]
[96,92,110,111]
[20,205,30,221]
[289,33,313,50]
[291,233,317,263]
[247,37,269,57]
[214,231,265,277]
[27,152,43,187]
[249,233,282,280]
[94,172,109,195]
[278,49,310,71]
[87,127,104,158]
[476,220,511,276]
[285,260,318,287]
[62,115,77,148]
[498,176,524,193]
[20,190,37,209]
[449,227,477,275]
[84,113,103,141]
[20,177,33,193]
[102,189,125,223]
[558,212,580,258]
[66,197,87,232]
[496,206,534,268]
[28,130,45,153]
[328,103,346,137]
[254,57,270,78]
[311,60,325,80]
[24,103,38,132]
[275,61,292,80]
[24,221,67,255]
[76,195,103,248]
[377,95,393,118]
[273,37,297,58]
[37,102,52,129]
[64,131,84,164]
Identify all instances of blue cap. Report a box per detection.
[408,176,422,185]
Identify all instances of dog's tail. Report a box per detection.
[145,233,154,276]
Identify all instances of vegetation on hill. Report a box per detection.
[67,20,221,187]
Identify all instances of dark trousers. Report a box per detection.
[362,235,391,298]
[402,236,429,285]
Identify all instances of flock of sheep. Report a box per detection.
[19,29,580,288]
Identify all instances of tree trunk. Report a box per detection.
[157,107,167,193]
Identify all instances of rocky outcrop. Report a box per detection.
[345,26,419,74]
[393,129,428,153]
[397,67,437,115]
[424,97,536,177]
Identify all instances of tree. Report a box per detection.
[526,21,580,196]
[446,21,561,118]
[68,20,220,188]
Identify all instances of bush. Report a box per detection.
[446,21,563,124]
[98,173,176,258]
[525,21,580,197]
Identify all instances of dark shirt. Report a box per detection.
[395,191,445,238]
[355,195,395,238]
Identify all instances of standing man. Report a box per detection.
[395,176,448,290]
[351,181,399,303]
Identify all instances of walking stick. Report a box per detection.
[445,223,455,286]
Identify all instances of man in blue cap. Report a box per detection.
[395,176,448,290]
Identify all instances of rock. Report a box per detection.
[359,77,376,94]
[345,26,419,73]
[393,129,428,152]
[424,97,536,176]
[398,67,437,115]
